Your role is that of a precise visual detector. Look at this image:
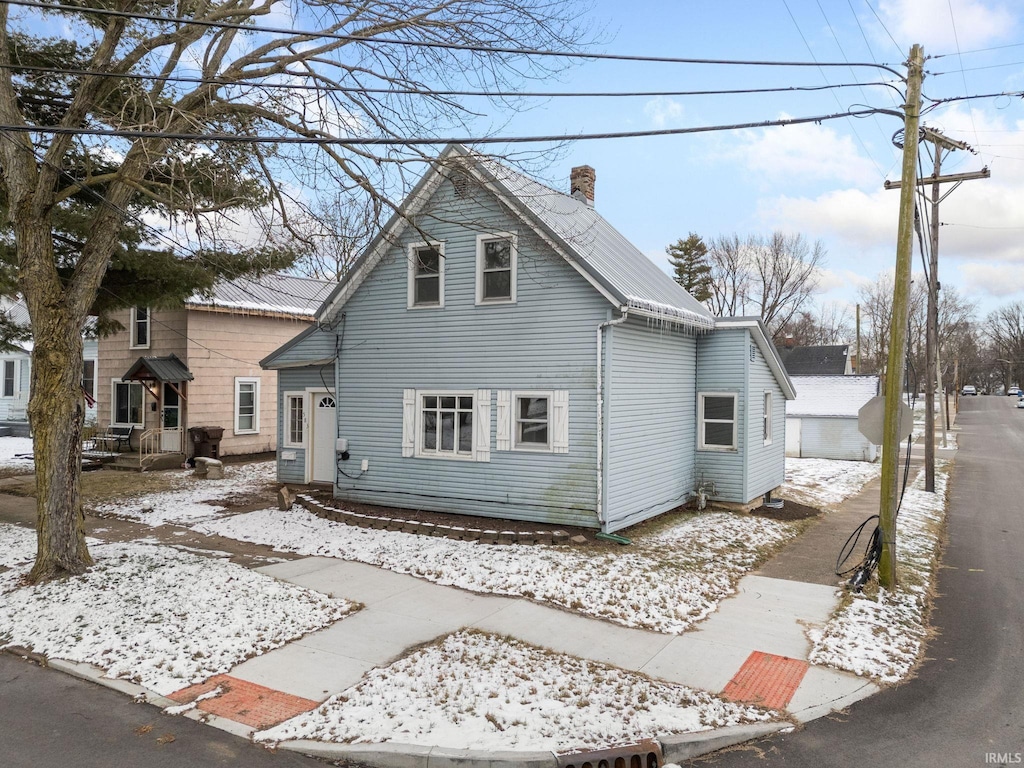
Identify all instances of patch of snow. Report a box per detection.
[0,540,356,695]
[0,523,36,568]
[784,457,880,508]
[257,630,772,751]
[197,508,794,635]
[163,685,223,715]
[808,463,948,683]
[92,461,275,527]
[0,436,34,468]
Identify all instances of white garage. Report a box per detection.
[786,375,880,461]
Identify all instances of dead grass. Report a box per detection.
[82,468,182,506]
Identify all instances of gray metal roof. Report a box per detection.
[472,150,714,330]
[187,273,335,317]
[122,353,194,383]
[777,344,850,376]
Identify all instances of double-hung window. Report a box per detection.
[763,391,773,445]
[698,392,737,450]
[284,394,305,447]
[408,243,444,308]
[420,393,474,457]
[514,393,550,450]
[476,233,517,304]
[113,380,144,427]
[82,360,96,402]
[130,306,150,349]
[234,377,260,434]
[1,360,16,398]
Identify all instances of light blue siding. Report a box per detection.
[695,329,746,502]
[744,339,786,500]
[604,319,697,532]
[326,180,609,528]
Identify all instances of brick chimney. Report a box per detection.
[570,165,595,207]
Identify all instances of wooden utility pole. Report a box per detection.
[877,44,924,590]
[885,134,988,491]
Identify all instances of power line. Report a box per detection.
[932,41,1024,57]
[862,0,905,57]
[4,0,905,76]
[0,106,903,145]
[946,0,981,150]
[0,62,902,100]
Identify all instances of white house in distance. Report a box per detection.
[785,375,880,461]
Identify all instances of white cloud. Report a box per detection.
[714,117,880,187]
[643,97,685,129]
[878,0,1015,50]
[958,261,1024,297]
[757,188,899,249]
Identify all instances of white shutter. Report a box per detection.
[474,389,491,462]
[401,389,416,457]
[552,390,569,454]
[496,390,511,450]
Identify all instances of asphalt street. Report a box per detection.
[695,395,1024,767]
[0,653,328,767]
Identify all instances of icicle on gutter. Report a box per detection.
[624,296,715,335]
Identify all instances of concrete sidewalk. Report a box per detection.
[2,443,958,767]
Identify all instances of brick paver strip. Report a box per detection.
[721,651,810,711]
[168,674,320,729]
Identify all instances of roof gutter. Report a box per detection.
[596,307,630,528]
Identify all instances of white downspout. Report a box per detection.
[596,308,630,526]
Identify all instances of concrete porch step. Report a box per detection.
[108,452,186,472]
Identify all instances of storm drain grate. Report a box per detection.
[557,738,662,768]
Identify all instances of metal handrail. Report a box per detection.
[138,426,183,468]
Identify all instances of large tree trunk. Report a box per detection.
[19,230,92,582]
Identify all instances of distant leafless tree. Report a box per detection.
[986,301,1024,388]
[293,196,375,283]
[705,231,826,340]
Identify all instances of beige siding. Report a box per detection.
[97,306,314,456]
[96,308,188,437]
[186,310,314,456]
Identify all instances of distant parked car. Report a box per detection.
[1016,398,1024,409]
[1008,386,1021,396]
[962,385,978,396]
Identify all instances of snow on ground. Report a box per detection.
[197,508,794,635]
[0,523,36,568]
[783,457,881,509]
[257,630,774,751]
[0,529,357,695]
[0,436,34,469]
[808,463,948,683]
[91,461,276,527]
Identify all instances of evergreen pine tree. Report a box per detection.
[666,233,712,302]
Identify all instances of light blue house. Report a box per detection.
[262,145,795,532]
[1,296,99,434]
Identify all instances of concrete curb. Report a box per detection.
[659,722,791,763]
[6,649,820,768]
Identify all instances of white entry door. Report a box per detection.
[311,393,337,484]
[161,383,182,452]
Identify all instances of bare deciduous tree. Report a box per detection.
[0,0,592,581]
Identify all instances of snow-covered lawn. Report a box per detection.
[0,436,34,470]
[257,630,774,751]
[91,461,276,527]
[783,457,881,509]
[197,507,795,635]
[0,523,36,567]
[808,463,948,683]
[0,524,357,695]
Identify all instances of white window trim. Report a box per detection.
[111,378,145,427]
[283,391,307,448]
[129,306,150,350]
[763,391,773,446]
[475,232,518,305]
[234,377,261,435]
[413,389,477,461]
[511,390,553,452]
[698,391,738,451]
[406,241,445,309]
[82,358,97,401]
[1,359,20,398]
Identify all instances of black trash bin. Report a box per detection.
[189,426,224,459]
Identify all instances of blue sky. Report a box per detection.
[483,0,1024,322]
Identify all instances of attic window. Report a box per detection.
[407,242,445,309]
[451,171,471,198]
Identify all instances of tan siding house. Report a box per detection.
[96,274,332,460]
